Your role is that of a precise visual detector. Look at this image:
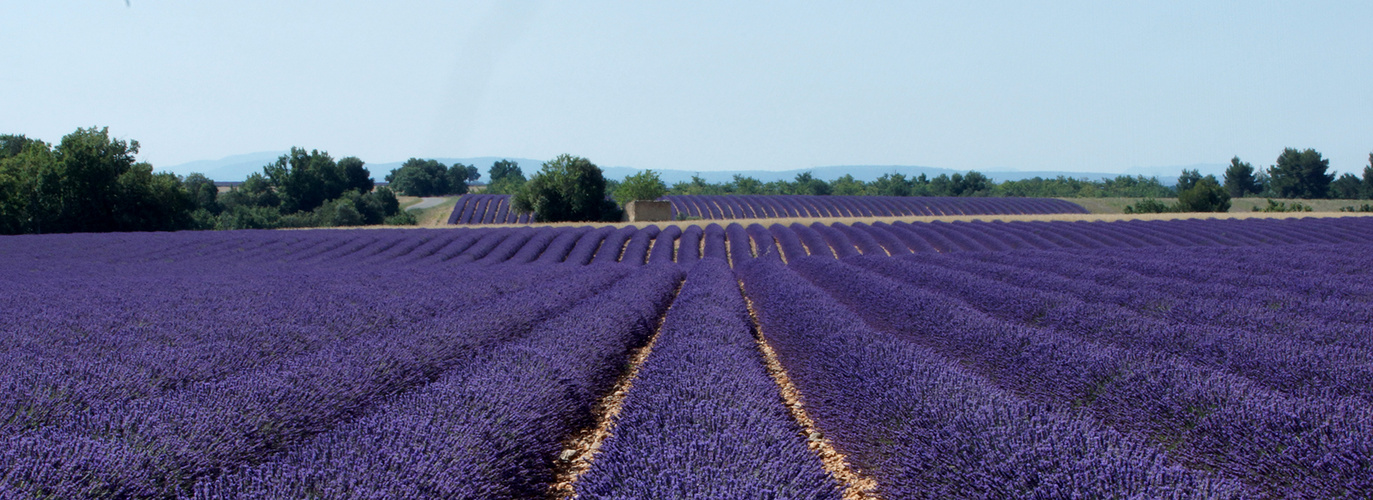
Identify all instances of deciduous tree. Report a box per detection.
[513,154,620,222]
[486,159,525,195]
[613,170,668,204]
[386,158,451,197]
[264,148,349,213]
[1176,176,1230,212]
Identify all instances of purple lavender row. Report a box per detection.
[591,226,640,265]
[663,195,1088,221]
[853,252,1373,402]
[737,259,1237,499]
[767,223,808,262]
[677,225,702,263]
[1015,240,1373,294]
[562,226,614,265]
[618,224,659,265]
[0,237,580,435]
[0,270,410,437]
[448,194,532,225]
[972,248,1373,351]
[702,223,728,261]
[1057,246,1373,324]
[743,223,782,263]
[975,242,1373,356]
[0,266,629,498]
[18,217,1373,268]
[192,264,683,499]
[863,217,1373,255]
[449,194,1089,225]
[647,225,680,264]
[576,259,840,499]
[984,245,1373,334]
[793,256,1372,498]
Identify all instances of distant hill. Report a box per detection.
[160,151,288,181]
[161,152,1225,187]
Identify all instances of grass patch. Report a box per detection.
[411,197,462,227]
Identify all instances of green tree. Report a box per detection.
[730,174,765,195]
[314,193,365,227]
[213,205,283,230]
[47,127,145,232]
[0,137,51,234]
[1176,169,1202,193]
[953,171,992,196]
[444,162,476,196]
[0,127,203,233]
[672,174,720,195]
[112,163,194,231]
[264,147,348,213]
[489,159,522,183]
[613,169,668,204]
[1175,176,1230,212]
[1331,173,1363,199]
[1268,148,1334,199]
[830,174,866,196]
[868,173,912,197]
[486,159,525,194]
[1363,153,1373,199]
[219,172,279,210]
[337,156,374,194]
[462,164,481,182]
[928,174,955,196]
[1223,157,1261,198]
[512,154,620,222]
[183,173,221,214]
[385,158,451,196]
[791,172,831,196]
[0,134,43,160]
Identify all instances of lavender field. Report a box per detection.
[2,216,1372,498]
[447,194,1087,224]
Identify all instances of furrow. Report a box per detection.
[739,279,880,500]
[549,279,684,499]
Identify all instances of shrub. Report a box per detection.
[1254,199,1313,212]
[1123,198,1176,214]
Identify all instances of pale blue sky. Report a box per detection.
[3,1,1371,175]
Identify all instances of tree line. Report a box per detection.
[1125,148,1373,213]
[656,171,1177,199]
[6,126,1371,231]
[0,127,411,235]
[376,147,1373,222]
